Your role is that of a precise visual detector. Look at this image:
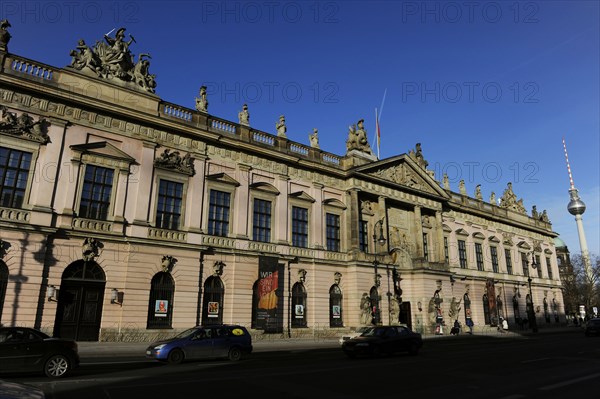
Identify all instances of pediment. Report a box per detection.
[70,141,136,164]
[323,198,347,210]
[455,228,469,236]
[289,191,316,203]
[353,155,448,198]
[250,182,280,195]
[206,172,240,186]
[517,241,531,250]
[472,232,485,240]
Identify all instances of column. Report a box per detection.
[414,205,424,258]
[185,155,207,233]
[347,189,360,253]
[129,141,157,224]
[311,183,324,249]
[233,164,251,238]
[275,174,289,244]
[435,211,444,263]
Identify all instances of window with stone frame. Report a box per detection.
[490,246,499,273]
[156,179,184,230]
[444,236,449,264]
[208,189,231,237]
[521,252,530,277]
[359,220,369,253]
[291,206,309,248]
[536,255,542,278]
[78,165,114,220]
[422,232,429,260]
[253,198,272,243]
[475,243,484,271]
[326,213,340,252]
[546,256,553,280]
[458,240,468,269]
[0,147,32,209]
[505,249,513,275]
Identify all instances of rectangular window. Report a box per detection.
[0,147,32,209]
[359,220,369,253]
[475,243,484,271]
[536,255,542,278]
[490,246,499,273]
[253,198,271,242]
[546,257,553,279]
[505,249,513,275]
[208,190,230,236]
[79,165,114,220]
[444,237,449,263]
[326,213,340,252]
[292,206,308,248]
[156,180,183,230]
[423,233,429,260]
[458,240,467,269]
[521,252,529,277]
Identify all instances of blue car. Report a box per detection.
[145,324,252,364]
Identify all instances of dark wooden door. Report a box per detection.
[55,282,104,341]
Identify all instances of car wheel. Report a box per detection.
[167,349,185,364]
[408,343,419,356]
[228,347,243,361]
[44,354,70,378]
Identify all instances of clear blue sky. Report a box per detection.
[5,0,599,256]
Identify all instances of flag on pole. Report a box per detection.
[375,108,380,159]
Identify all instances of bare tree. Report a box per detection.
[563,253,600,318]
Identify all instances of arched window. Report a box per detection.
[482,294,490,325]
[202,276,224,326]
[291,282,307,328]
[62,260,106,281]
[329,284,343,327]
[147,272,174,329]
[0,261,8,324]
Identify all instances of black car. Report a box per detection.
[0,327,79,378]
[584,318,600,337]
[146,324,253,364]
[342,325,423,358]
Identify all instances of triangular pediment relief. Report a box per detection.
[442,224,452,233]
[472,232,485,240]
[517,241,531,250]
[289,191,316,203]
[455,228,469,236]
[206,172,240,186]
[70,141,136,164]
[352,155,448,199]
[250,182,280,195]
[323,198,347,210]
[488,235,500,243]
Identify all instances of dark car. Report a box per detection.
[0,327,79,378]
[342,325,423,358]
[146,324,253,364]
[584,318,600,337]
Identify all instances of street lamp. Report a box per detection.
[372,218,386,325]
[527,252,539,333]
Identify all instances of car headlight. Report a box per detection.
[153,344,166,351]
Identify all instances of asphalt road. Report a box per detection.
[4,329,599,399]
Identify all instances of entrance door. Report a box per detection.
[55,281,105,341]
[399,301,412,330]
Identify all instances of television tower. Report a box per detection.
[562,138,593,281]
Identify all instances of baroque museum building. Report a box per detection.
[0,24,565,341]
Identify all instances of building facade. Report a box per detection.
[0,24,565,341]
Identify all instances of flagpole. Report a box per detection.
[375,107,380,160]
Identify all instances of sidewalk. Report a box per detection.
[76,325,578,358]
